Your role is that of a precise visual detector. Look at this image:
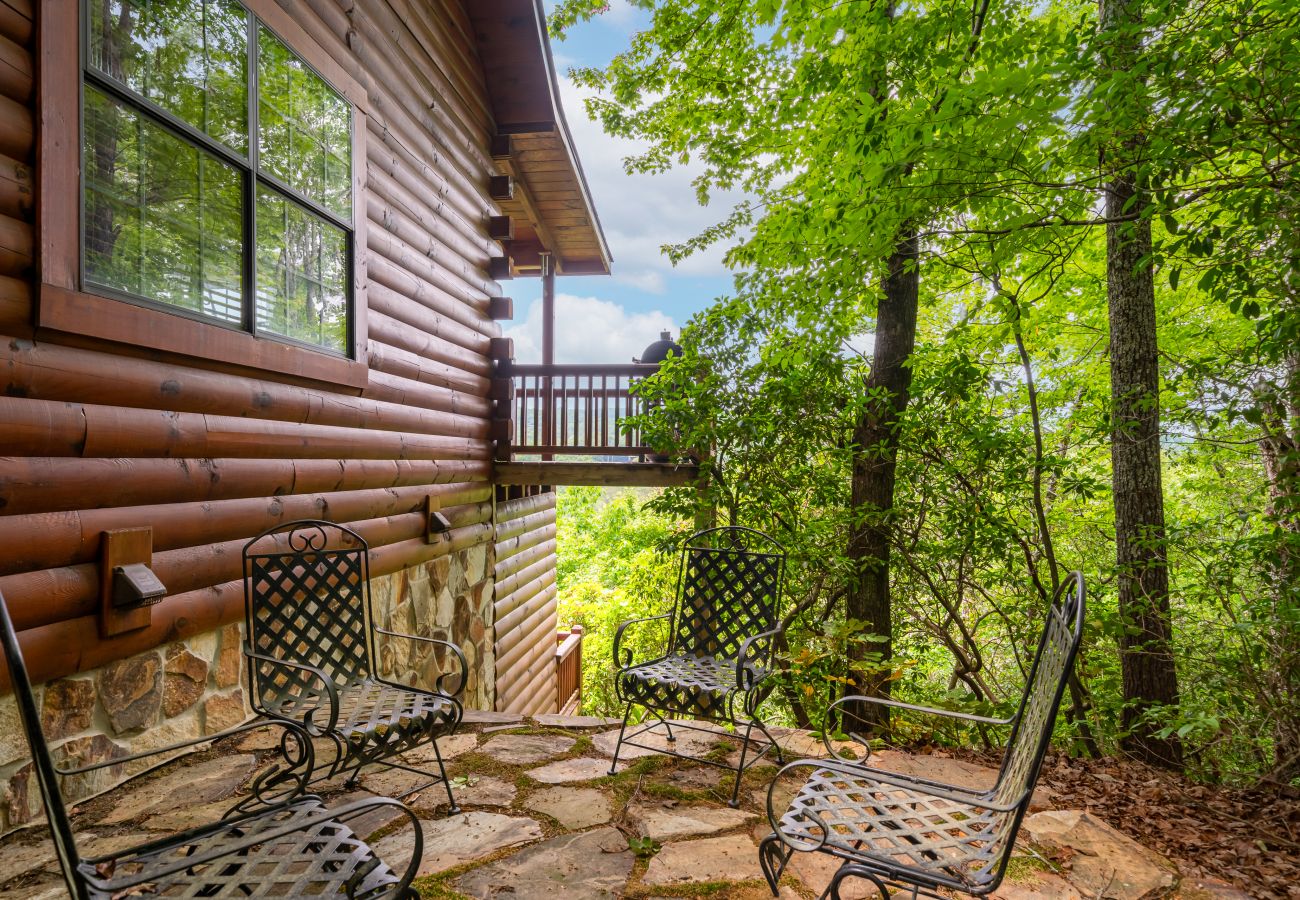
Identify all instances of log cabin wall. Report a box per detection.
[0,0,565,832]
[492,489,559,715]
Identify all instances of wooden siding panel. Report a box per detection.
[493,491,559,715]
[0,0,515,689]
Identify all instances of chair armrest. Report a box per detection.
[736,626,782,689]
[764,756,1023,855]
[245,649,341,734]
[330,796,424,897]
[83,797,424,896]
[822,693,1014,760]
[613,611,673,670]
[58,719,315,804]
[374,627,469,699]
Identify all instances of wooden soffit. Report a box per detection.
[468,0,613,277]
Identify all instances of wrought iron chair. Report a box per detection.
[758,572,1086,900]
[0,589,423,899]
[243,519,465,811]
[608,525,788,806]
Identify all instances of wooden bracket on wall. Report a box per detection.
[425,495,451,543]
[489,175,514,200]
[488,255,514,280]
[488,215,514,241]
[99,527,163,638]
[488,296,514,320]
[489,337,514,364]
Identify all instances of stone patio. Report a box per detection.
[0,716,1224,899]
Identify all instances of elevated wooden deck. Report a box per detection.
[490,356,700,487]
[495,461,698,487]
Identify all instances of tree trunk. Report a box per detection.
[844,235,919,734]
[1258,353,1300,783]
[1099,0,1183,771]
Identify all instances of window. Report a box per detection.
[81,0,353,356]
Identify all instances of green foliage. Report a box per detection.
[555,487,682,716]
[552,0,1300,783]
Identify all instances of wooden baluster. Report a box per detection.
[601,374,608,449]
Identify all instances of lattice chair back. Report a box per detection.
[670,526,786,660]
[0,591,86,899]
[979,571,1085,869]
[243,521,375,710]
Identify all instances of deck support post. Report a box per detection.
[540,251,555,462]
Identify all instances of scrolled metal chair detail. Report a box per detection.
[758,573,1086,900]
[242,519,465,811]
[608,526,788,806]
[0,589,423,899]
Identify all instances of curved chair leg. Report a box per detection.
[758,833,791,896]
[729,719,757,807]
[429,737,461,815]
[608,703,633,776]
[753,718,786,765]
[829,863,892,900]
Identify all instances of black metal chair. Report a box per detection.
[0,589,423,899]
[608,525,788,806]
[758,572,1086,900]
[242,519,464,811]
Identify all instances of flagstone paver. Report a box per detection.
[461,710,524,725]
[454,774,517,807]
[629,802,756,840]
[0,719,1192,900]
[532,713,621,729]
[98,753,255,824]
[642,832,766,885]
[372,811,542,876]
[481,732,576,764]
[593,724,738,762]
[525,786,612,829]
[401,731,479,763]
[1022,810,1177,900]
[526,755,612,783]
[455,826,634,899]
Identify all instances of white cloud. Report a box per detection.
[613,269,666,294]
[505,293,677,364]
[559,75,747,280]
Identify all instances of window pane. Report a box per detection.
[84,85,244,324]
[88,0,248,154]
[257,26,351,220]
[256,187,348,352]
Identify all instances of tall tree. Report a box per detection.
[1096,0,1183,768]
[845,236,918,731]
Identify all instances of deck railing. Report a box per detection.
[493,362,662,458]
[555,625,584,715]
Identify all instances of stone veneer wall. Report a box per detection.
[0,547,493,836]
[370,541,495,712]
[0,623,250,834]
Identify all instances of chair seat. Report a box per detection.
[620,653,763,718]
[82,797,403,898]
[336,679,456,742]
[776,767,1010,890]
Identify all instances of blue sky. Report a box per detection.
[503,2,742,363]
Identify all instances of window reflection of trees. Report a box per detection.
[82,0,351,354]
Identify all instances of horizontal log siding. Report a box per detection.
[0,0,515,689]
[493,492,559,715]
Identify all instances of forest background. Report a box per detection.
[546,0,1300,793]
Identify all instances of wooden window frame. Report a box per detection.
[36,0,370,389]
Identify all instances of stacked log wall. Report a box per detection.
[0,0,535,833]
[492,491,559,715]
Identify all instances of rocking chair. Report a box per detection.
[758,572,1086,900]
[242,519,464,811]
[0,589,423,899]
[608,526,788,806]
